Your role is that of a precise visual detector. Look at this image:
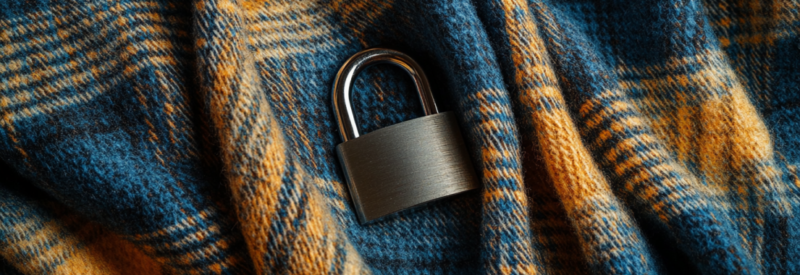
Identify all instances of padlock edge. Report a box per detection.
[335,143,370,224]
[360,183,478,224]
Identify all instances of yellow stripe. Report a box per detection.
[0,55,181,126]
[132,209,213,241]
[3,213,162,274]
[330,0,394,46]
[0,1,184,58]
[246,0,340,60]
[1,35,183,107]
[615,49,719,75]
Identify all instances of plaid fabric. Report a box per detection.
[1,0,798,274]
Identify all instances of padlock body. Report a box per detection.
[336,112,479,224]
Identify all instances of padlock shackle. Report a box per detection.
[333,48,439,142]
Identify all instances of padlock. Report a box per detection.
[332,48,480,224]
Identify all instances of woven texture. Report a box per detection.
[1,0,799,274]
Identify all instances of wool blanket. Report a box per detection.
[1,0,799,274]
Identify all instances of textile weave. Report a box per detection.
[0,0,799,274]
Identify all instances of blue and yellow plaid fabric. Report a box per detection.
[1,0,799,274]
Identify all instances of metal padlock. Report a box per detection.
[332,48,479,224]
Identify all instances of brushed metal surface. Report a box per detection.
[337,112,479,223]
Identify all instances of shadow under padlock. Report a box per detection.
[332,48,480,224]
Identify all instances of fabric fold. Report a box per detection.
[0,0,798,274]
